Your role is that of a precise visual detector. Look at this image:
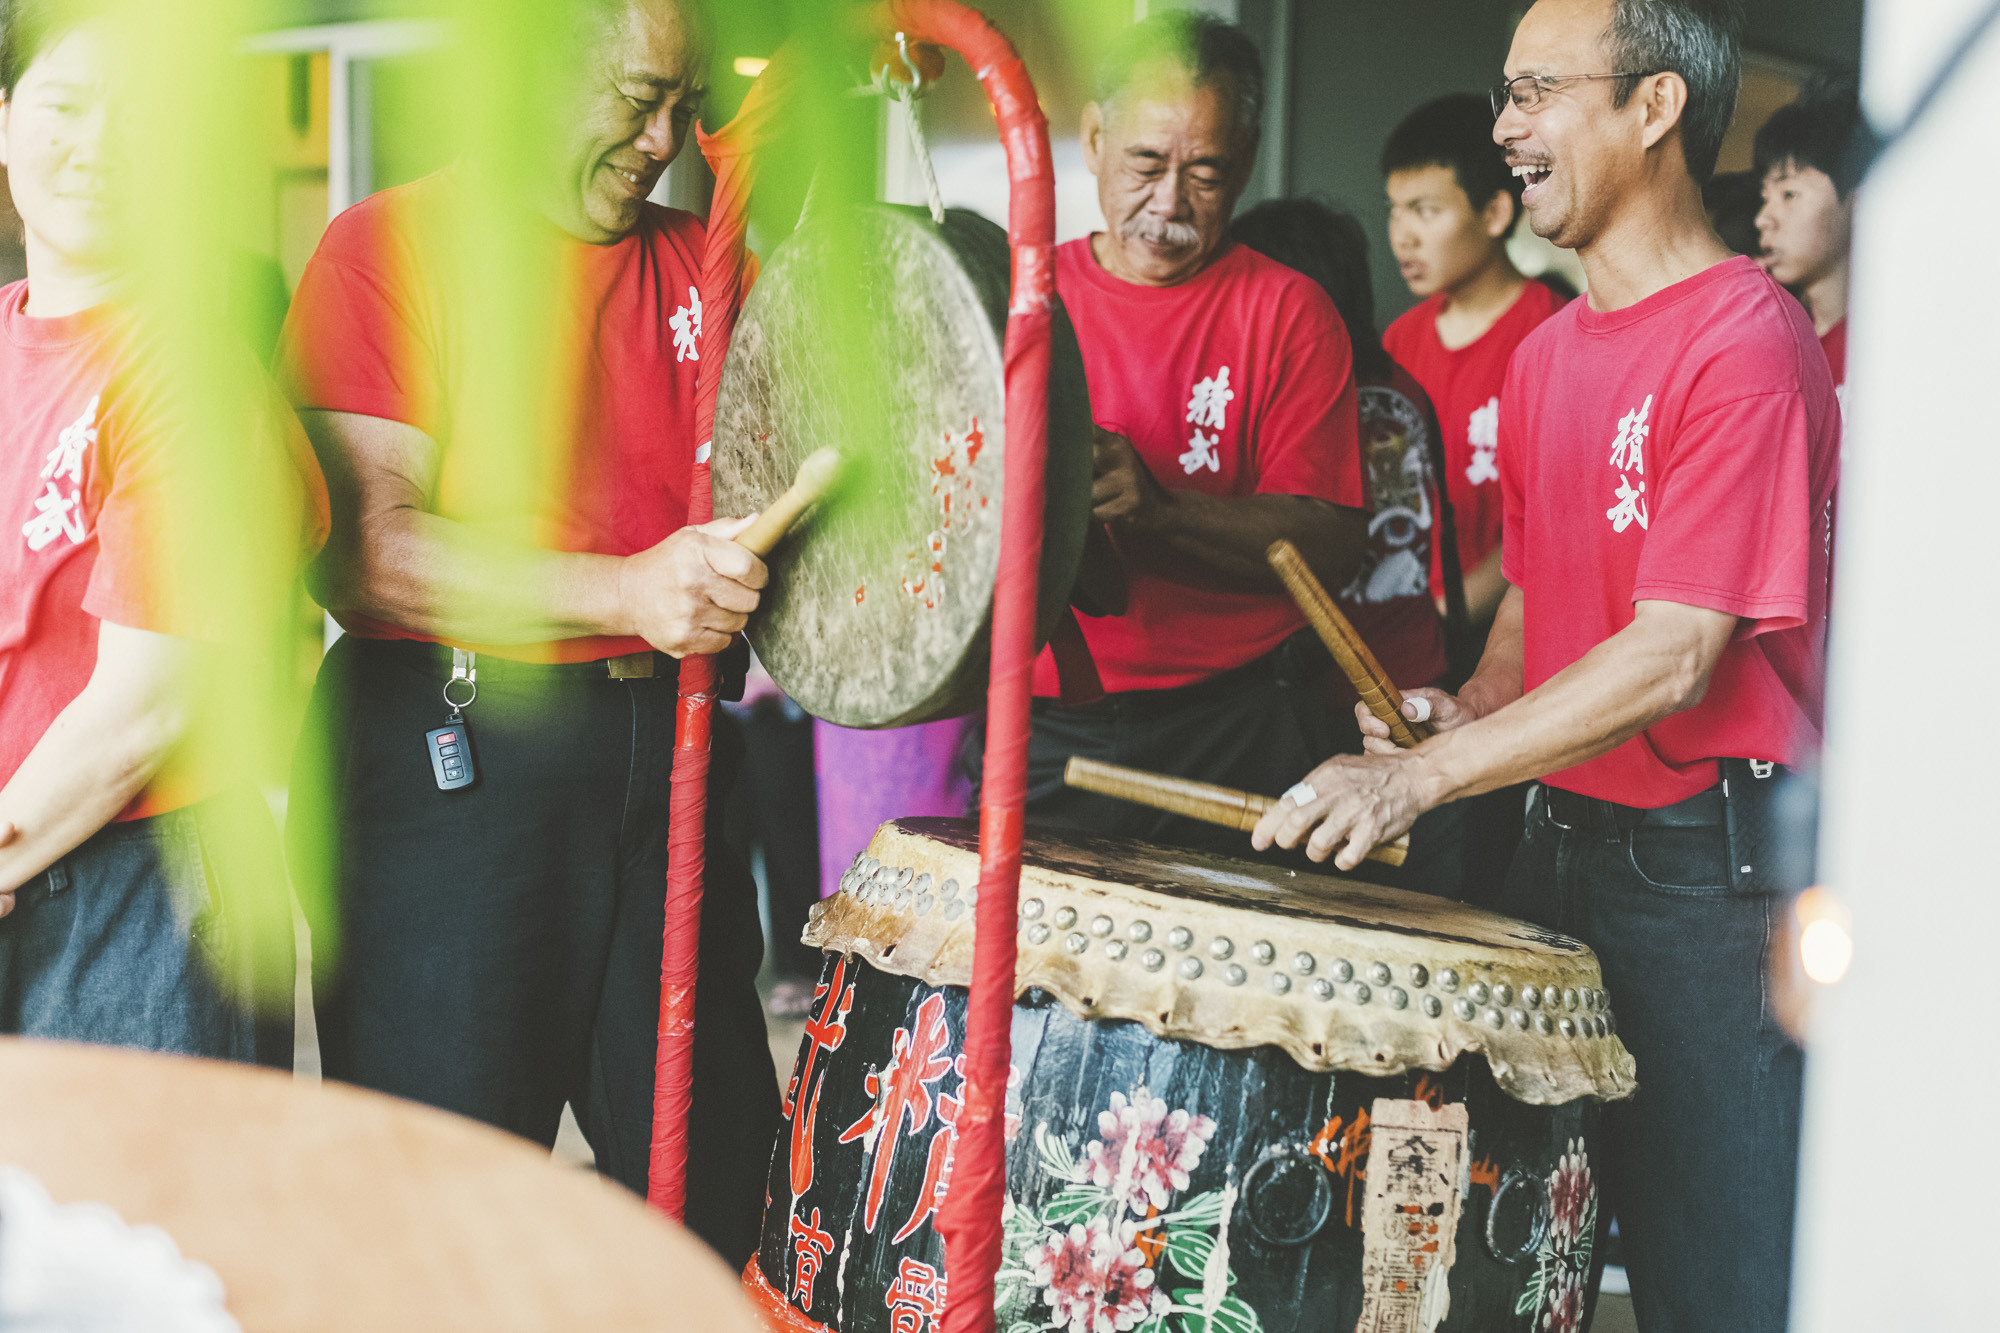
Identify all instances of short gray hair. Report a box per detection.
[1094,11,1264,147]
[1606,0,1744,183]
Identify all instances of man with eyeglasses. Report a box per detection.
[1253,2,1836,1329]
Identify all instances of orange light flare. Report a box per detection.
[1771,887,1854,1045]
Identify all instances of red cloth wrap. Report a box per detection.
[879,5,1055,1331]
[647,64,790,1217]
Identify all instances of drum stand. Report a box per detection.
[647,6,1053,1333]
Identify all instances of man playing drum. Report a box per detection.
[1026,11,1369,857]
[1254,2,1835,1330]
[277,0,774,1263]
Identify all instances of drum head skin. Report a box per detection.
[809,818,1637,1105]
[713,206,1093,727]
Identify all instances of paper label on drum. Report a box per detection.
[1354,1098,1469,1333]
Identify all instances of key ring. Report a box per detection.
[444,646,478,715]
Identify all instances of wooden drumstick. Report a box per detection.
[1266,539,1435,747]
[1064,757,1409,868]
[735,448,843,557]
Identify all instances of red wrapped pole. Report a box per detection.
[878,4,1055,1331]
[648,66,792,1217]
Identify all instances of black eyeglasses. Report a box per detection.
[1489,72,1658,117]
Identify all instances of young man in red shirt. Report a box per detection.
[1381,93,1567,634]
[0,9,326,1060]
[1257,2,1836,1329]
[278,0,774,1262]
[1025,12,1369,857]
[1754,74,1863,419]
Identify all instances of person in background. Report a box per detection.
[719,654,820,1019]
[1021,11,1369,859]
[1755,72,1864,419]
[1380,93,1567,637]
[1259,2,1836,1328]
[1229,198,1480,900]
[0,1,327,1061]
[1703,169,1764,257]
[278,0,775,1262]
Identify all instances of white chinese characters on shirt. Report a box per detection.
[1605,393,1652,534]
[22,394,99,552]
[1180,365,1233,474]
[1465,396,1500,485]
[669,285,703,363]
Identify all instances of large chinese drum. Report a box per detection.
[712,205,1095,728]
[745,819,1637,1333]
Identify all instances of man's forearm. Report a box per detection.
[326,506,630,646]
[0,646,191,894]
[1411,600,1737,806]
[1117,492,1365,592]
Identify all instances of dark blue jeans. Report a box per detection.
[0,790,289,1065]
[1497,785,1802,1333]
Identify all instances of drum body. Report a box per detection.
[747,820,1636,1333]
[713,205,1095,728]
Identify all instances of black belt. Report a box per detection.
[1540,782,1726,830]
[384,640,681,682]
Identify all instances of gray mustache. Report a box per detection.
[1121,214,1201,250]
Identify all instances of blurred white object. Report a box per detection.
[0,1167,239,1333]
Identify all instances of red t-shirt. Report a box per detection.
[1499,256,1839,807]
[1384,279,1567,598]
[0,285,329,819]
[1332,363,1447,703]
[278,168,709,663]
[1032,239,1364,694]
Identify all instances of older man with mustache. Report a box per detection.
[1024,11,1369,857]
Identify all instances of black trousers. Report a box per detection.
[287,636,777,1266]
[725,700,821,980]
[1497,785,1803,1333]
[1026,646,1466,889]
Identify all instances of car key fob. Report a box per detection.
[427,725,475,790]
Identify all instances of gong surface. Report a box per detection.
[713,206,1093,728]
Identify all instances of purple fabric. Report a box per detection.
[814,716,978,897]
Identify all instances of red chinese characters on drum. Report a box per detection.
[783,956,856,1201]
[885,1258,946,1333]
[789,1208,834,1308]
[835,992,953,1238]
[770,968,1020,1332]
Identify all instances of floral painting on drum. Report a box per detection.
[1515,1138,1597,1333]
[995,1089,1262,1333]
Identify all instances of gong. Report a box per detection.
[713,205,1094,728]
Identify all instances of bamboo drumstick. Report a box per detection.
[1266,539,1435,747]
[1064,757,1409,868]
[735,448,843,557]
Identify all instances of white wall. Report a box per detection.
[1789,2,2000,1327]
